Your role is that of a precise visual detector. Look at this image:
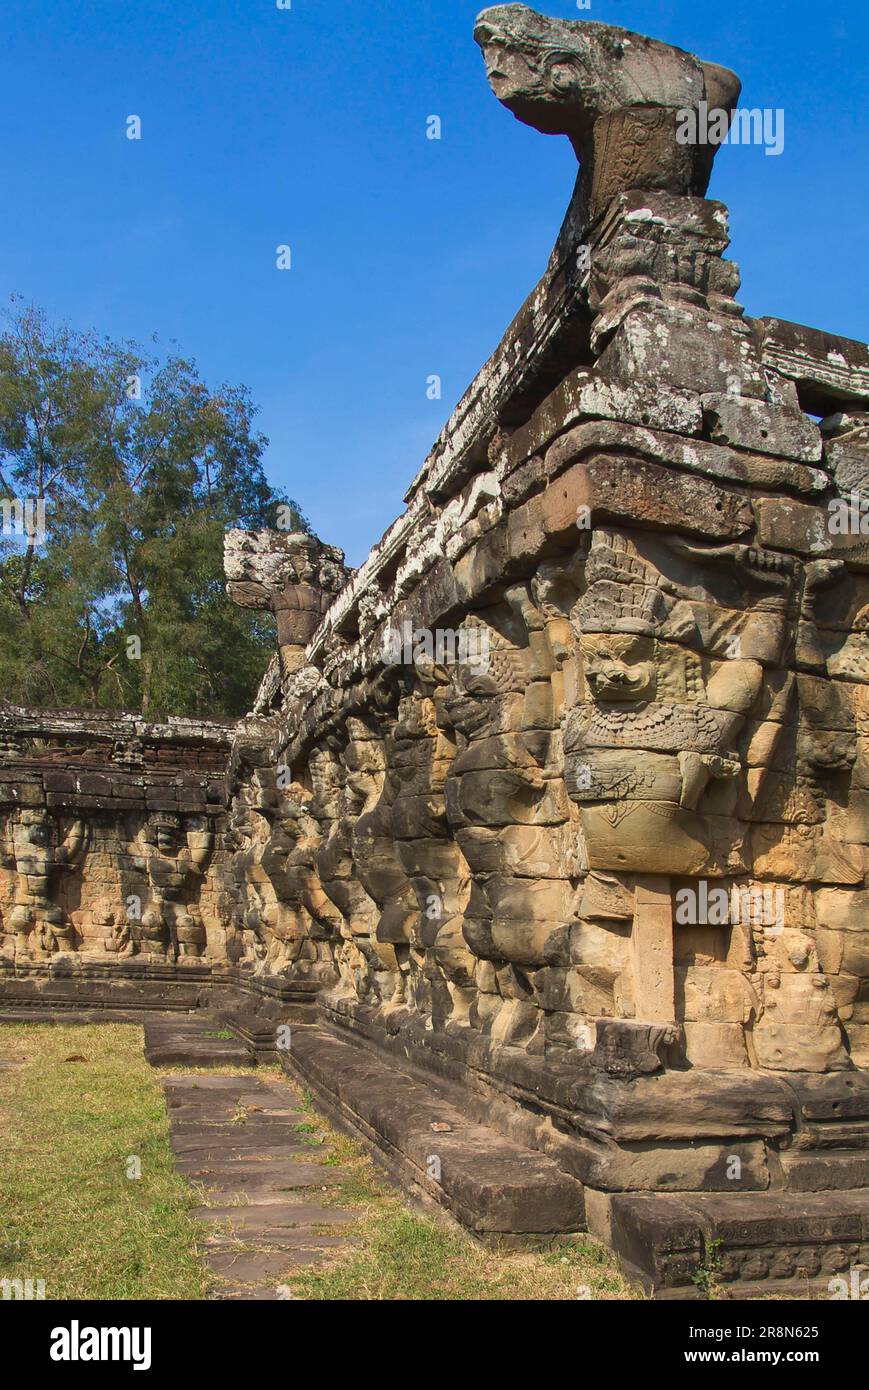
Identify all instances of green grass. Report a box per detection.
[0,1023,209,1300]
[280,1091,638,1302]
[0,1024,638,1302]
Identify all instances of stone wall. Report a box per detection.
[209,7,869,1088]
[2,7,869,1261]
[0,708,232,962]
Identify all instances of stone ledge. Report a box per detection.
[319,993,795,1151]
[607,1188,869,1296]
[143,1014,252,1069]
[0,960,323,1020]
[281,1024,586,1238]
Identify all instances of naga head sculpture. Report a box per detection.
[147,811,183,856]
[474,5,741,213]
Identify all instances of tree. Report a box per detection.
[0,299,306,716]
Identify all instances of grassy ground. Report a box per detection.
[221,1084,638,1302]
[0,1022,637,1301]
[0,1023,208,1300]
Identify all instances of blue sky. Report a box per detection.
[1,0,866,564]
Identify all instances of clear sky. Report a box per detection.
[1,0,866,564]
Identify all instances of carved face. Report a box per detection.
[155,826,180,855]
[14,812,53,871]
[344,769,381,814]
[343,725,385,818]
[23,820,50,849]
[473,9,593,134]
[442,665,498,740]
[478,36,536,98]
[581,633,655,702]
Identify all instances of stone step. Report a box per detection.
[608,1188,869,1297]
[0,1007,155,1025]
[781,1148,869,1191]
[214,1008,315,1059]
[162,1074,296,1109]
[143,1014,252,1068]
[175,1156,343,1192]
[281,1025,585,1238]
[192,1203,357,1232]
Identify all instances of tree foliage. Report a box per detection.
[0,300,305,716]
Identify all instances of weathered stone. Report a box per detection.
[474,4,739,216]
[596,303,767,399]
[1,3,868,1301]
[539,454,752,542]
[225,529,348,674]
[754,318,869,417]
[702,393,823,462]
